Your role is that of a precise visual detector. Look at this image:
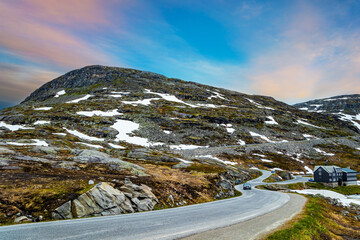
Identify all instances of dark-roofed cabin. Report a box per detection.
[342,168,358,186]
[314,165,343,187]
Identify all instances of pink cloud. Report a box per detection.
[245,1,360,103]
[5,0,109,26]
[0,1,112,68]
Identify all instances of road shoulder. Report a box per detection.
[181,193,307,240]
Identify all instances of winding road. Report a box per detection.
[0,171,309,240]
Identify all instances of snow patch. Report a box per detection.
[0,122,34,131]
[66,95,93,103]
[253,153,266,158]
[314,148,335,156]
[337,113,360,130]
[197,155,237,165]
[292,189,360,207]
[296,119,324,129]
[265,116,278,125]
[261,159,273,162]
[122,98,160,106]
[54,90,66,98]
[304,166,313,174]
[76,109,122,117]
[169,144,204,150]
[6,139,48,147]
[245,98,274,110]
[177,158,193,164]
[33,120,50,125]
[237,139,246,145]
[303,134,315,140]
[108,143,125,149]
[250,131,274,143]
[53,133,66,136]
[110,119,162,147]
[64,128,104,142]
[34,107,53,111]
[208,91,227,100]
[77,142,103,149]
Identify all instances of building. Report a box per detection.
[342,168,358,186]
[313,165,358,187]
[314,166,343,187]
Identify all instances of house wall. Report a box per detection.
[314,168,331,183]
[343,172,357,182]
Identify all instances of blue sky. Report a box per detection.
[1,0,360,108]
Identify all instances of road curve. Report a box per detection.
[0,171,307,240]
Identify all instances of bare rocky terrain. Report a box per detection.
[0,65,359,225]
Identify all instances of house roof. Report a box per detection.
[342,168,358,173]
[314,165,341,173]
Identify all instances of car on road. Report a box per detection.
[243,183,251,190]
[308,178,314,182]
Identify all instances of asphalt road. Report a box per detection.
[0,171,309,240]
[182,194,307,240]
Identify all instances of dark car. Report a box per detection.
[308,178,314,182]
[243,183,251,190]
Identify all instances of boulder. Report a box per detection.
[14,216,32,223]
[51,181,158,220]
[278,171,293,181]
[52,201,73,220]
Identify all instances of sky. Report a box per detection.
[1,0,360,108]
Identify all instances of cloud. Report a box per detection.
[0,1,111,68]
[16,0,109,26]
[0,64,59,103]
[245,1,360,103]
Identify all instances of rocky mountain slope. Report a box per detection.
[1,65,359,224]
[294,94,360,132]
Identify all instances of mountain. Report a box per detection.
[294,94,360,131]
[1,65,359,224]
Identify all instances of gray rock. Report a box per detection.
[0,147,15,155]
[52,201,73,220]
[51,181,158,219]
[172,162,191,169]
[14,155,55,164]
[74,150,146,174]
[53,161,79,170]
[0,158,9,166]
[131,198,154,211]
[32,146,58,155]
[14,216,32,223]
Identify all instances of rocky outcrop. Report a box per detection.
[215,172,236,199]
[74,149,148,176]
[52,180,158,220]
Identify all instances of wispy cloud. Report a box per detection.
[245,1,360,103]
[0,0,111,68]
[0,64,59,103]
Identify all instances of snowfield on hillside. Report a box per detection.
[110,119,162,147]
[293,189,360,206]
